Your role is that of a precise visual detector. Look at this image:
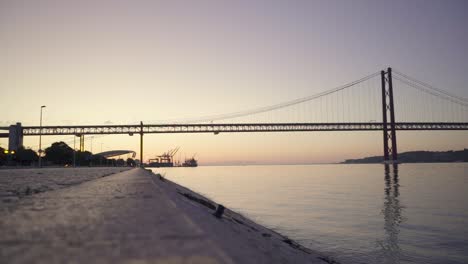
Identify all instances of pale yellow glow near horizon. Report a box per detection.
[1,130,467,165]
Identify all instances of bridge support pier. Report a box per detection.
[381,68,398,162]
[79,135,85,152]
[8,123,23,151]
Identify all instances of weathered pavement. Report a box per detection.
[0,168,234,264]
[1,168,328,264]
[0,167,131,200]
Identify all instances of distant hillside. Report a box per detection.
[342,149,468,164]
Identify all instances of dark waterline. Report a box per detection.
[151,163,468,264]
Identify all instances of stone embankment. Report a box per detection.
[0,168,336,264]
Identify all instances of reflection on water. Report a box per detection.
[154,163,468,264]
[378,164,404,263]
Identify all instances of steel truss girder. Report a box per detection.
[19,122,468,136]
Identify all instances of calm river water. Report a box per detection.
[151,164,468,264]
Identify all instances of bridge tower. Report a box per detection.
[79,135,85,152]
[381,68,398,162]
[8,123,23,151]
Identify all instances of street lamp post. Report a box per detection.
[73,135,76,168]
[100,143,103,166]
[38,105,46,167]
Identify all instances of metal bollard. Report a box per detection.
[213,204,225,218]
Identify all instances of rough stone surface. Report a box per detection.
[0,168,328,264]
[0,167,131,204]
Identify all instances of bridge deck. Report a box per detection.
[6,122,467,137]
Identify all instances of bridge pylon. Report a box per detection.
[8,123,23,151]
[381,68,398,162]
[79,134,85,152]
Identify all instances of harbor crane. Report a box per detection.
[148,147,180,167]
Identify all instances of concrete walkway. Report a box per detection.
[0,168,233,264]
[1,168,328,264]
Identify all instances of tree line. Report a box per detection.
[0,141,136,167]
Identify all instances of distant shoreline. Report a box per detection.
[342,149,468,164]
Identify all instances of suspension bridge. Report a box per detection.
[2,68,468,164]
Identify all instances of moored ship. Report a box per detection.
[182,157,198,167]
[147,161,174,167]
[146,148,198,167]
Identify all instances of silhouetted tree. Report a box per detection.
[44,142,73,165]
[126,158,136,167]
[75,151,93,166]
[116,158,125,166]
[15,147,38,166]
[0,146,6,166]
[108,158,116,166]
[90,154,105,166]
